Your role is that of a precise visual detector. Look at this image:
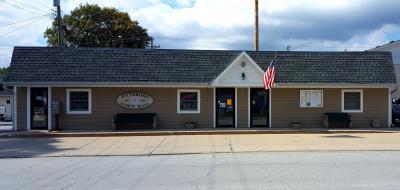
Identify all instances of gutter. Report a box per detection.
[4,82,397,88]
[4,82,212,87]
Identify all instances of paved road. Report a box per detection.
[0,151,400,190]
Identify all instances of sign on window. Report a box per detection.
[300,90,323,108]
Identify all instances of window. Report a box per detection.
[177,89,200,113]
[67,89,92,114]
[300,90,323,108]
[342,90,363,112]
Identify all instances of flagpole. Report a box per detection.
[254,0,259,51]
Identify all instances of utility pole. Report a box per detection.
[53,0,62,47]
[254,0,259,51]
[286,45,291,52]
[149,37,160,49]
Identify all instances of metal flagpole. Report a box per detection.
[254,0,259,51]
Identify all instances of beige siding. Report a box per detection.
[52,87,214,130]
[237,88,248,128]
[16,87,27,131]
[16,86,390,130]
[271,88,389,128]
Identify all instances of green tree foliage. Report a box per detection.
[0,66,10,82]
[0,67,9,76]
[44,4,151,48]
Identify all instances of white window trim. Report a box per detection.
[342,89,363,113]
[66,89,92,114]
[299,90,324,108]
[177,89,201,114]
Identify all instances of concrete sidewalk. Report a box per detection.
[2,127,400,138]
[1,133,400,158]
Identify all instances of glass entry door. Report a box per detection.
[250,88,269,127]
[216,88,235,128]
[31,88,48,130]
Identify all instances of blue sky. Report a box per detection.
[0,0,399,67]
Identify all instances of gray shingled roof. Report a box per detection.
[5,47,396,85]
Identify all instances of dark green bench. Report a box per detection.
[113,113,158,130]
[324,113,352,128]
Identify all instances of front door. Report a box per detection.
[250,88,269,127]
[216,88,235,128]
[31,88,48,130]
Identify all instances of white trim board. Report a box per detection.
[176,89,201,114]
[10,83,211,88]
[388,87,392,127]
[27,87,52,131]
[13,84,394,88]
[247,87,251,128]
[341,89,363,113]
[269,89,272,128]
[12,86,17,131]
[299,90,324,108]
[213,87,216,128]
[48,87,52,131]
[26,87,31,130]
[275,84,394,88]
[66,89,92,114]
[212,51,265,86]
[235,87,237,128]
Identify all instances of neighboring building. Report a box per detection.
[391,64,400,99]
[370,41,400,98]
[4,47,396,131]
[370,40,400,64]
[0,90,13,120]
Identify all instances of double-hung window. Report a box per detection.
[177,89,200,114]
[67,89,92,114]
[300,90,323,108]
[342,90,363,112]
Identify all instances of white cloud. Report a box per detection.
[282,24,400,52]
[0,0,399,67]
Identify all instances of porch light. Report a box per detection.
[242,72,246,80]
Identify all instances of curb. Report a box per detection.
[1,129,398,138]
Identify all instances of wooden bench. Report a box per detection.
[113,113,158,130]
[324,113,352,128]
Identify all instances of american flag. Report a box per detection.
[263,57,276,90]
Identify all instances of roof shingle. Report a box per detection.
[5,47,396,85]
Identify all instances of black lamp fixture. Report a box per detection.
[242,72,246,80]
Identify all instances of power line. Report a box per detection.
[0,0,45,15]
[0,14,49,28]
[34,0,55,11]
[11,0,51,14]
[54,0,62,47]
[0,16,49,38]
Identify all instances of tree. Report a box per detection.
[0,66,9,81]
[44,4,151,48]
[0,67,10,89]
